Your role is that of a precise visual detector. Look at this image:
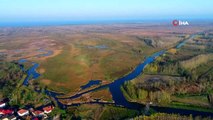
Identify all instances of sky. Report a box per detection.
[0,0,213,23]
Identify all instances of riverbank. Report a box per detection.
[10,30,212,118]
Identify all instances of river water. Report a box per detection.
[18,33,213,117]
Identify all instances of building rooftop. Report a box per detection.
[43,105,54,113]
[17,109,28,114]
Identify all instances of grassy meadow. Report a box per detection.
[38,34,156,94]
[1,24,211,102]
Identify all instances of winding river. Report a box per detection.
[18,32,213,117]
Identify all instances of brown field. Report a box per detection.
[1,23,212,97]
[90,88,113,101]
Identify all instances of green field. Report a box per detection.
[38,35,156,94]
[122,31,213,114]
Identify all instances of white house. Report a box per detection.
[43,105,54,114]
[17,109,29,117]
[0,102,6,108]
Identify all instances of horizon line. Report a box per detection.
[0,18,212,27]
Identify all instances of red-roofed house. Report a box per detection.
[17,109,29,117]
[43,105,54,114]
[32,110,44,116]
[0,109,14,115]
[0,102,6,108]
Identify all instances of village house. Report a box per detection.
[32,110,44,117]
[0,102,6,108]
[17,109,29,117]
[43,105,54,114]
[0,109,14,115]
